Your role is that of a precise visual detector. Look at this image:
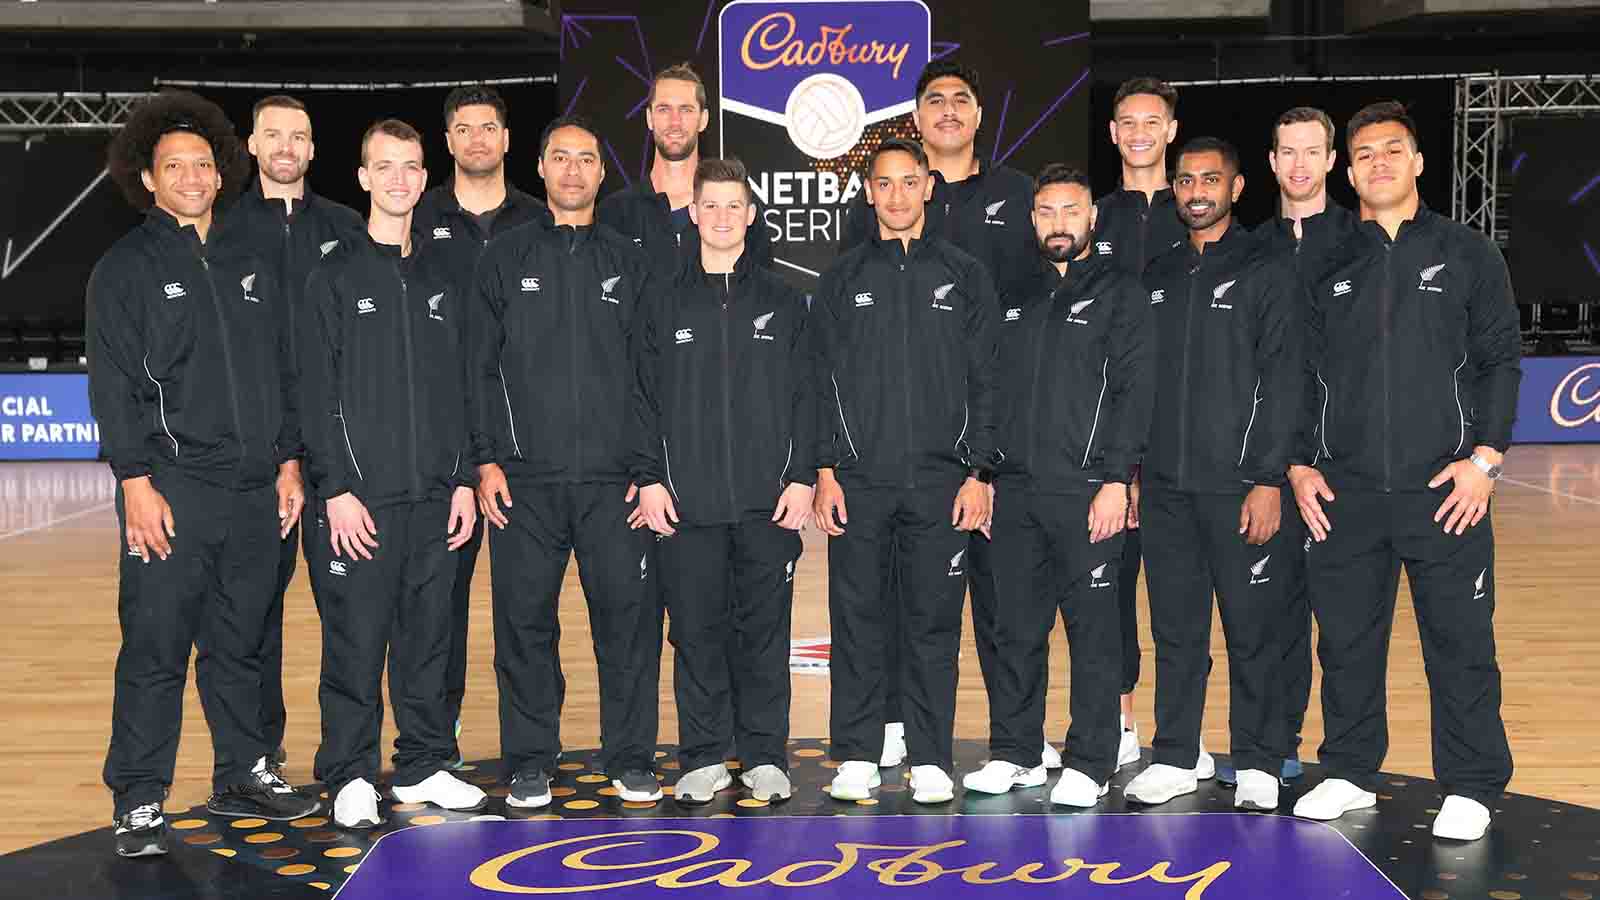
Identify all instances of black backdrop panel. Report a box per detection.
[1507,118,1600,305]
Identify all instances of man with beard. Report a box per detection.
[411,85,546,767]
[599,63,771,271]
[812,138,999,805]
[962,165,1153,806]
[90,90,319,858]
[839,58,1039,771]
[230,94,365,769]
[1121,137,1301,813]
[1094,78,1190,773]
[1289,102,1519,842]
[471,116,661,809]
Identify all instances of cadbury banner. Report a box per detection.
[559,0,1090,286]
[1512,355,1600,444]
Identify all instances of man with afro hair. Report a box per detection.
[90,89,320,859]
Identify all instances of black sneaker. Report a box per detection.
[506,771,551,809]
[613,769,663,803]
[114,803,167,858]
[207,756,321,821]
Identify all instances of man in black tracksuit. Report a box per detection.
[90,92,318,858]
[812,138,999,805]
[1122,137,1301,813]
[232,94,365,764]
[1250,107,1362,782]
[837,61,1036,767]
[299,119,488,829]
[471,115,661,808]
[962,165,1154,806]
[410,86,548,766]
[598,174,772,274]
[629,158,813,804]
[1289,104,1518,842]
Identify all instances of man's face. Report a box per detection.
[446,103,509,177]
[690,179,755,253]
[538,125,605,213]
[248,105,314,187]
[914,75,981,157]
[1347,120,1423,212]
[1173,150,1243,231]
[1110,93,1178,171]
[645,78,707,163]
[1032,181,1096,263]
[358,133,427,218]
[140,131,220,221]
[865,150,933,236]
[1270,120,1335,203]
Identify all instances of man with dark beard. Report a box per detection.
[599,63,771,272]
[1121,137,1301,813]
[962,165,1153,806]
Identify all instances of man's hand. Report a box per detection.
[1288,464,1335,541]
[1127,473,1142,530]
[1088,482,1129,544]
[477,463,513,529]
[628,483,679,536]
[813,469,847,537]
[952,477,991,534]
[276,460,305,539]
[122,476,175,563]
[326,492,379,560]
[446,485,477,550]
[772,483,815,531]
[1239,485,1282,546]
[1429,449,1497,535]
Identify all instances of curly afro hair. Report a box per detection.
[107,89,250,210]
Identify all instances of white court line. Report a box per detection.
[1499,475,1600,507]
[0,500,115,542]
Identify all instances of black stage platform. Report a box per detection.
[3,738,1595,899]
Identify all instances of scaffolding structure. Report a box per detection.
[0,93,151,134]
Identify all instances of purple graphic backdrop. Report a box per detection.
[334,814,1405,899]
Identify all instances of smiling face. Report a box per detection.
[1174,149,1243,232]
[1347,120,1423,214]
[915,75,981,157]
[358,132,427,218]
[248,105,313,187]
[140,131,221,223]
[1270,120,1335,204]
[646,77,707,163]
[866,149,933,237]
[1032,181,1096,263]
[446,103,509,177]
[1110,92,1178,172]
[538,125,605,214]
[691,179,755,253]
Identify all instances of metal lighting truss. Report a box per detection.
[0,92,152,134]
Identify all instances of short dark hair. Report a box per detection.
[1273,106,1335,151]
[443,85,508,130]
[251,94,308,132]
[1034,163,1093,197]
[694,156,752,202]
[107,89,248,210]
[648,62,707,111]
[538,114,601,159]
[867,137,929,175]
[1113,77,1178,119]
[915,59,982,107]
[1176,136,1241,176]
[1347,100,1419,152]
[360,118,424,165]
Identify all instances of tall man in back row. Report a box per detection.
[1290,101,1520,842]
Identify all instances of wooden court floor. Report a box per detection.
[1,446,1596,854]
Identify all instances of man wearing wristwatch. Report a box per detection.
[1288,102,1520,843]
[811,138,1000,806]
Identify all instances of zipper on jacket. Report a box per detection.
[720,273,738,517]
[1177,256,1199,489]
[1381,241,1393,492]
[1024,278,1060,478]
[898,256,915,489]
[396,261,422,498]
[568,232,582,477]
[198,255,247,469]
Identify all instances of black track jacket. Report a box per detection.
[1093,186,1187,275]
[413,179,547,295]
[1253,200,1359,283]
[598,178,773,275]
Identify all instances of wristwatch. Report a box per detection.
[1469,454,1503,480]
[968,468,994,484]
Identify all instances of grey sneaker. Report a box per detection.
[673,763,732,804]
[739,765,792,802]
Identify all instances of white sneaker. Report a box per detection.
[333,778,382,829]
[908,765,955,804]
[828,760,881,800]
[1293,778,1378,821]
[962,760,1046,795]
[1051,767,1110,807]
[1234,768,1279,811]
[1432,795,1491,841]
[391,770,489,811]
[880,722,907,767]
[740,765,792,802]
[1124,763,1198,805]
[1041,742,1063,770]
[673,763,733,804]
[1195,741,1216,780]
[1116,720,1141,771]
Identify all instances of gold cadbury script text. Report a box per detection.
[741,12,912,80]
[469,829,1231,897]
